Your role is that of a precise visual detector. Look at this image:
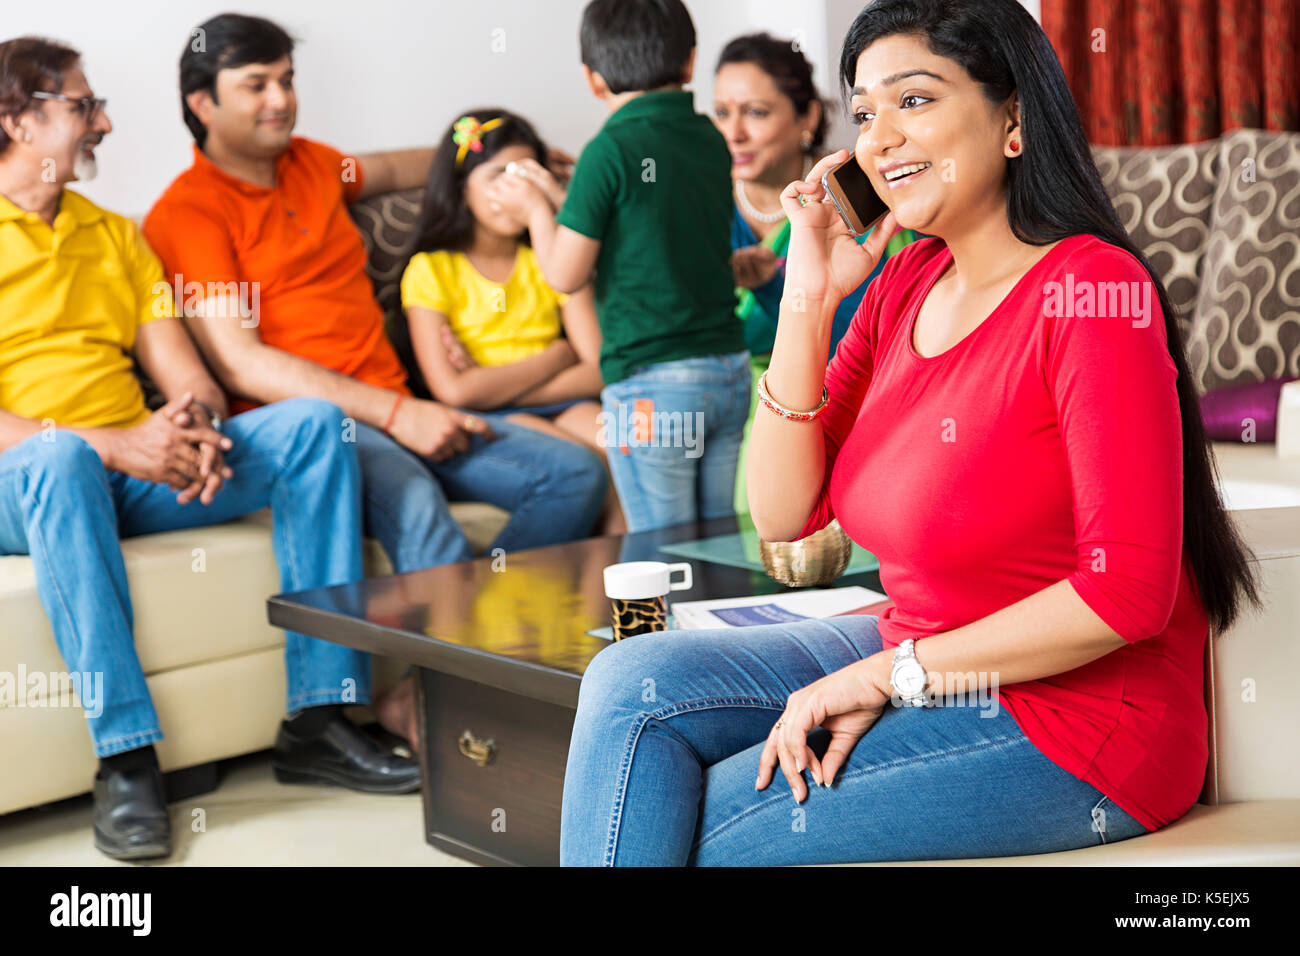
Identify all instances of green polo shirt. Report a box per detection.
[557,89,744,384]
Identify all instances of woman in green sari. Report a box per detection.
[713,33,918,515]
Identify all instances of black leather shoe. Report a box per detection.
[272,715,421,794]
[92,766,172,861]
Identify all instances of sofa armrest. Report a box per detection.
[1202,504,1300,805]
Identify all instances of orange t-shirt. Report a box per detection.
[143,137,410,414]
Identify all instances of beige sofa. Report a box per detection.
[0,507,508,817]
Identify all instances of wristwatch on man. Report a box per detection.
[890,638,929,707]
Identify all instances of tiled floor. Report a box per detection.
[0,750,476,866]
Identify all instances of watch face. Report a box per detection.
[896,664,926,696]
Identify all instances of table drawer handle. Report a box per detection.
[458,730,496,767]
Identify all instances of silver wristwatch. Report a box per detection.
[890,638,928,707]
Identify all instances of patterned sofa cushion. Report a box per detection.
[349,187,426,314]
[349,187,430,398]
[1192,130,1300,391]
[351,188,431,398]
[1091,139,1220,351]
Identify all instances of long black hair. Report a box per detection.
[406,107,548,257]
[840,0,1262,637]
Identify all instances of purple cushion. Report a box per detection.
[1199,376,1300,442]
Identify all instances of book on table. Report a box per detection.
[670,586,887,629]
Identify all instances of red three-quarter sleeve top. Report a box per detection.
[796,233,1211,831]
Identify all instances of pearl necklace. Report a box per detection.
[735,179,785,223]
[735,157,813,224]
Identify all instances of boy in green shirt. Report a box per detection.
[491,0,750,533]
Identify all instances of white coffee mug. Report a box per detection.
[603,561,693,600]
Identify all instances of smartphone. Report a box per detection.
[821,154,890,236]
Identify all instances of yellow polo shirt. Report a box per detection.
[0,189,171,428]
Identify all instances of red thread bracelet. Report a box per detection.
[383,393,404,434]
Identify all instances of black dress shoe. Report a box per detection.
[272,715,421,794]
[92,766,172,861]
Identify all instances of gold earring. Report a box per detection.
[800,130,813,151]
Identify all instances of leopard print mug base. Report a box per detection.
[610,595,668,640]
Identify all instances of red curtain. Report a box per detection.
[1042,0,1299,145]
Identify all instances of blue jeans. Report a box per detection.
[350,416,607,574]
[0,398,369,757]
[600,351,751,534]
[561,614,1149,865]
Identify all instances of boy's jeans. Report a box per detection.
[600,350,751,534]
[0,398,368,757]
[561,613,1149,866]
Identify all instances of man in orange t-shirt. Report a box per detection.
[143,14,609,745]
[146,133,411,417]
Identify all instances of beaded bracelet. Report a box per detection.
[756,370,829,422]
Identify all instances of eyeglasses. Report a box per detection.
[29,91,108,124]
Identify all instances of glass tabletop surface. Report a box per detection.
[271,515,886,680]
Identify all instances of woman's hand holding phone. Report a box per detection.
[779,149,899,308]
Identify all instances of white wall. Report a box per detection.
[7,0,604,214]
[3,0,1038,214]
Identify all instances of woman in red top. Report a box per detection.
[558,0,1262,866]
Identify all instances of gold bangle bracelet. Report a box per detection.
[756,370,829,421]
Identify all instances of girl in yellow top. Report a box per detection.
[400,108,623,532]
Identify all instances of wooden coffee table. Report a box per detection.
[268,515,886,866]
